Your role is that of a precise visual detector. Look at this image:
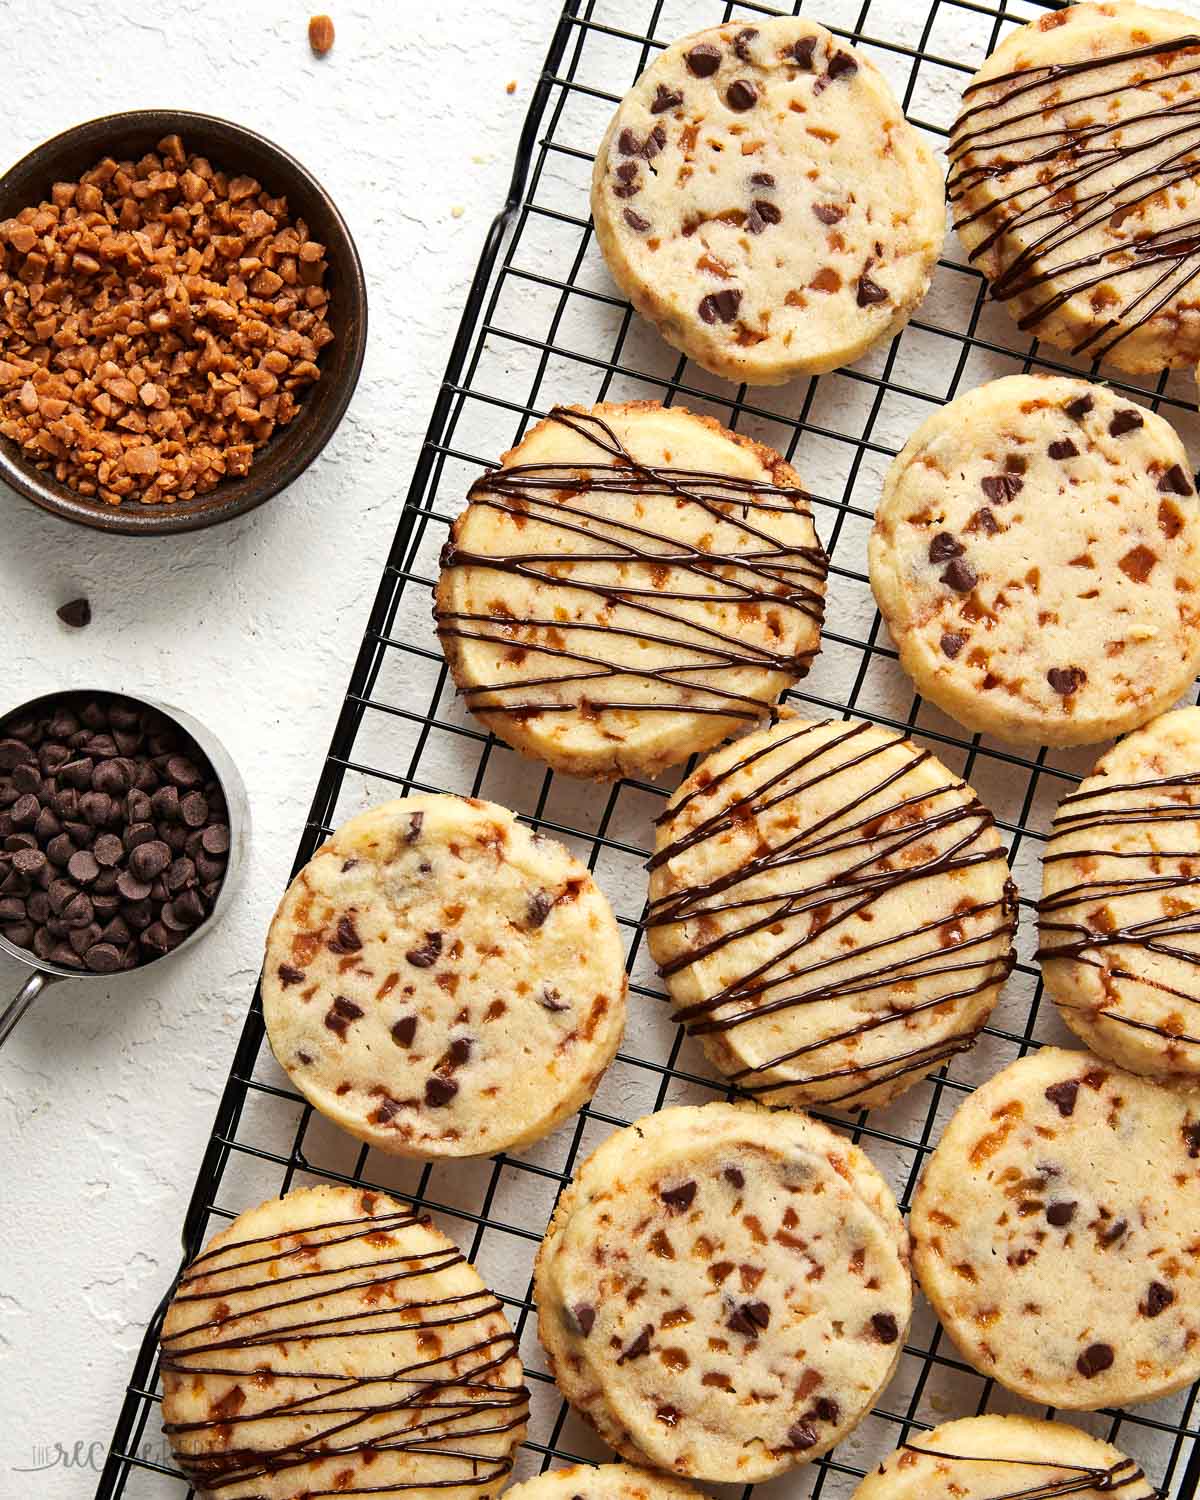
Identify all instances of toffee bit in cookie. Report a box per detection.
[685,43,722,78]
[0,138,333,507]
[1109,409,1145,438]
[1075,1342,1114,1378]
[1046,666,1086,697]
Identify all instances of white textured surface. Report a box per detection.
[0,0,550,1487]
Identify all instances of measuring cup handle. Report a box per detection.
[0,971,49,1048]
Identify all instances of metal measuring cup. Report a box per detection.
[0,689,248,1045]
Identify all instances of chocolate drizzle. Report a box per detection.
[1037,767,1200,1047]
[898,1441,1153,1498]
[646,720,1016,1105]
[160,1201,528,1494]
[948,30,1200,362]
[436,407,827,725]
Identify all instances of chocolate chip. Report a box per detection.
[813,203,844,225]
[724,1165,745,1189]
[928,532,964,563]
[733,27,758,61]
[167,856,196,892]
[1143,1281,1174,1317]
[857,274,888,306]
[83,941,121,973]
[940,632,967,660]
[406,930,443,967]
[66,849,99,885]
[1076,1343,1114,1378]
[180,791,209,827]
[787,1421,819,1449]
[116,870,152,902]
[1098,1218,1128,1246]
[1158,463,1193,496]
[1047,667,1086,697]
[726,79,757,111]
[0,739,34,770]
[981,474,1023,504]
[814,1397,840,1424]
[726,1300,770,1336]
[53,594,90,624]
[129,839,170,881]
[747,199,781,234]
[324,995,364,1038]
[165,755,202,789]
[698,288,742,324]
[1046,1200,1076,1226]
[871,1312,899,1343]
[201,824,230,856]
[793,36,818,69]
[1048,438,1078,460]
[685,42,722,77]
[1045,1078,1079,1115]
[941,558,977,593]
[424,1075,459,1107]
[448,1036,472,1066]
[174,888,206,926]
[1184,1121,1200,1157]
[538,986,569,1013]
[278,964,305,987]
[826,50,858,82]
[11,847,46,877]
[661,1181,697,1212]
[651,83,683,113]
[750,172,775,188]
[1065,395,1093,421]
[150,785,180,822]
[616,1325,653,1363]
[62,892,94,929]
[391,1015,418,1047]
[572,1302,596,1336]
[1109,408,1144,437]
[328,914,362,953]
[623,208,651,232]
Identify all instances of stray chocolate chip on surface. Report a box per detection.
[56,597,91,628]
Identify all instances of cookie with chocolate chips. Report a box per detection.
[950,3,1200,376]
[590,17,944,384]
[436,402,826,780]
[1040,706,1200,1081]
[533,1102,911,1482]
[261,794,626,1158]
[647,715,1016,1111]
[852,1413,1156,1500]
[506,1463,703,1500]
[869,374,1200,746]
[160,1184,528,1498]
[910,1047,1200,1409]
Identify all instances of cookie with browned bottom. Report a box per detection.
[910,1047,1200,1408]
[160,1184,528,1499]
[262,794,626,1158]
[534,1102,911,1483]
[505,1464,703,1500]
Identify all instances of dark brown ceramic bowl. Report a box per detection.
[0,109,367,535]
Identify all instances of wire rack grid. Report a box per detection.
[97,1,1200,1496]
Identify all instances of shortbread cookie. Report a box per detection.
[591,17,944,384]
[910,1047,1200,1409]
[262,795,626,1158]
[646,717,1016,1110]
[160,1184,528,1499]
[435,404,827,780]
[869,374,1200,746]
[534,1102,911,1483]
[852,1414,1155,1500]
[950,3,1200,374]
[506,1464,703,1500]
[1040,707,1200,1080]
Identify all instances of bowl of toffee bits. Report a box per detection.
[0,110,367,534]
[0,690,247,1044]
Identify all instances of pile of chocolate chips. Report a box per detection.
[0,695,230,973]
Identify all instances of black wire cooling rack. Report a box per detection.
[97,1,1200,1496]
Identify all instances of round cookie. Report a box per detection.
[910,1046,1200,1409]
[262,794,627,1158]
[646,716,1017,1110]
[869,374,1200,746]
[160,1184,529,1499]
[950,3,1200,374]
[851,1414,1155,1500]
[506,1464,703,1500]
[1040,706,1200,1080]
[591,17,944,384]
[534,1102,911,1483]
[435,403,827,780]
